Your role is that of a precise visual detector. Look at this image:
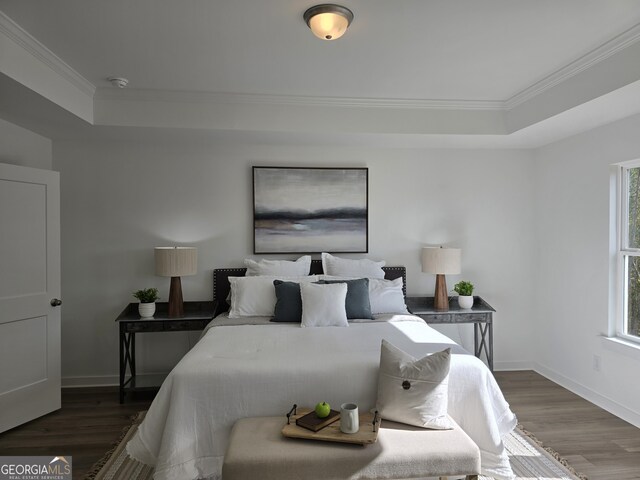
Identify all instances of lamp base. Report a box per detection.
[434,274,449,311]
[168,276,184,317]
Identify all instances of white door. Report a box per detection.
[0,163,61,433]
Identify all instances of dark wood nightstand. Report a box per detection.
[115,301,217,403]
[405,296,495,371]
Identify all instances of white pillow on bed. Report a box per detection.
[300,282,349,328]
[376,340,453,429]
[244,256,311,276]
[369,277,409,315]
[228,275,318,318]
[321,252,385,279]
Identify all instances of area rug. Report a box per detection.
[85,412,587,480]
[84,411,153,480]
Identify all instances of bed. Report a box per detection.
[127,261,517,480]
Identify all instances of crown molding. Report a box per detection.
[3,6,639,134]
[0,11,95,97]
[95,87,505,111]
[506,22,640,110]
[89,22,640,115]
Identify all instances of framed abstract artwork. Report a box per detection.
[253,167,368,254]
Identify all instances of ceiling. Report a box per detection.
[2,0,640,145]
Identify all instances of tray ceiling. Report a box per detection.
[2,0,640,145]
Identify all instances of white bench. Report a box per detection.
[222,416,480,480]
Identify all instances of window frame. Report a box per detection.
[617,162,640,344]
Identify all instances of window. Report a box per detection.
[619,163,640,342]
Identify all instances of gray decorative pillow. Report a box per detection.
[376,340,453,429]
[272,280,302,322]
[317,278,372,319]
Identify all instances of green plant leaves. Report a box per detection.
[453,280,473,296]
[133,287,160,303]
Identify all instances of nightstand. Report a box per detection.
[115,301,217,403]
[405,296,495,371]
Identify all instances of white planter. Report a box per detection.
[138,302,156,318]
[458,295,474,309]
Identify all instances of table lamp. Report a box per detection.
[422,246,461,311]
[155,247,197,317]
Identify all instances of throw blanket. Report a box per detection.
[127,315,516,479]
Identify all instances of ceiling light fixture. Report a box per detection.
[303,4,354,41]
[107,77,129,88]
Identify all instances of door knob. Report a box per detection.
[50,298,62,307]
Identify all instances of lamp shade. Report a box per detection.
[155,247,197,277]
[304,4,354,40]
[421,247,461,275]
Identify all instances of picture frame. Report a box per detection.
[253,166,368,254]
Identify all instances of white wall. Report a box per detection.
[533,112,640,427]
[0,118,51,170]
[53,137,536,385]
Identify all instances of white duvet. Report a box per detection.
[127,315,517,480]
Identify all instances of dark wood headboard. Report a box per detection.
[213,259,406,314]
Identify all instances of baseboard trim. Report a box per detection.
[533,362,640,428]
[62,373,167,388]
[62,375,119,388]
[494,360,535,371]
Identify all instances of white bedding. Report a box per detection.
[127,314,516,480]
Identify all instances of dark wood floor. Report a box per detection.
[0,388,155,479]
[0,371,638,479]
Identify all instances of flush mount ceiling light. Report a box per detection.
[107,77,129,88]
[303,4,354,40]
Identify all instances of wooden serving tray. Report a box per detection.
[282,408,379,445]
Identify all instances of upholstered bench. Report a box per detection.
[222,415,480,480]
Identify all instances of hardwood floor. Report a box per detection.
[0,388,155,479]
[0,372,638,479]
[494,371,640,480]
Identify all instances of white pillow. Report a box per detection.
[300,282,349,328]
[369,277,409,315]
[318,275,357,281]
[321,252,386,279]
[228,275,318,318]
[376,340,453,429]
[244,256,311,276]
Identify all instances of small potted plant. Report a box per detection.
[453,281,474,309]
[133,288,160,318]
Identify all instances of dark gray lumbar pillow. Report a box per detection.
[272,280,303,322]
[318,278,372,319]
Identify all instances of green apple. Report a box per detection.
[315,401,331,418]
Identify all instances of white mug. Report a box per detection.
[340,403,359,434]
